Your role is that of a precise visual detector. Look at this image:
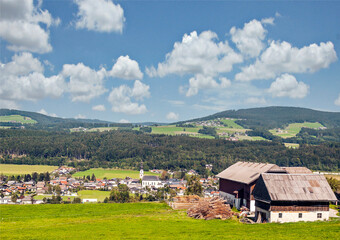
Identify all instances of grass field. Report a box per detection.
[72,168,159,179]
[219,119,244,129]
[0,164,58,175]
[0,115,37,124]
[1,203,339,239]
[284,143,300,149]
[35,190,111,202]
[270,122,325,138]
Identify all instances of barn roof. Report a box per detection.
[142,176,160,181]
[216,161,282,185]
[282,167,312,174]
[253,173,337,202]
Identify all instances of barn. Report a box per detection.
[252,173,337,223]
[217,161,284,211]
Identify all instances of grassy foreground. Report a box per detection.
[0,164,58,175]
[1,203,339,240]
[72,168,159,179]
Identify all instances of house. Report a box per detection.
[82,198,97,203]
[142,176,162,189]
[252,173,337,223]
[217,161,285,211]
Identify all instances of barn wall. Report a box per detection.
[270,211,329,223]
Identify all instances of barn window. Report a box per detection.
[299,213,302,218]
[278,213,282,218]
[317,213,322,218]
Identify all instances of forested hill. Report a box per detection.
[0,109,131,128]
[179,106,340,129]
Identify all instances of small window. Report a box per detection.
[278,213,282,218]
[317,213,322,218]
[298,213,302,218]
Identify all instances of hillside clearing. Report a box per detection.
[0,115,37,124]
[1,203,339,239]
[0,164,58,175]
[270,122,325,138]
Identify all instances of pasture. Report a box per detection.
[270,122,325,138]
[34,190,111,202]
[0,164,58,175]
[72,168,159,179]
[219,118,244,129]
[0,115,37,124]
[1,203,339,239]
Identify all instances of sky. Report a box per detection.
[0,0,339,123]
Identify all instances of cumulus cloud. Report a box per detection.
[92,105,106,111]
[235,41,337,81]
[108,80,150,114]
[146,30,242,77]
[62,63,107,102]
[261,17,275,25]
[335,94,340,106]
[230,19,267,58]
[75,114,86,119]
[119,119,130,123]
[109,55,143,80]
[166,112,179,121]
[74,0,125,33]
[268,74,309,99]
[38,109,57,117]
[185,75,231,97]
[0,0,59,53]
[0,100,19,109]
[0,53,65,104]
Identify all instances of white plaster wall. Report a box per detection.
[250,200,255,212]
[270,211,329,223]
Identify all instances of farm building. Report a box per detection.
[217,161,285,211]
[252,173,337,223]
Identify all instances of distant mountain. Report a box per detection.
[0,109,131,128]
[177,106,340,130]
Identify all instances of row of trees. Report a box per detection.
[0,129,339,172]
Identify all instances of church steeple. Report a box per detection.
[140,161,144,179]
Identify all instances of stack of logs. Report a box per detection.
[187,196,236,220]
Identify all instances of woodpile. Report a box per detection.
[187,197,235,220]
[173,195,200,203]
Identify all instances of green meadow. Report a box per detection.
[0,164,58,175]
[270,122,324,138]
[72,168,159,179]
[219,118,244,129]
[0,115,37,124]
[34,190,111,202]
[1,203,339,240]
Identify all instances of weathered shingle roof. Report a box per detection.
[142,176,160,181]
[216,161,281,184]
[282,167,312,174]
[254,173,337,202]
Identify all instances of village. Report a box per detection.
[0,161,338,224]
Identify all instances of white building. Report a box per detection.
[142,176,162,189]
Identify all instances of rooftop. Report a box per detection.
[216,161,281,184]
[253,173,337,202]
[142,176,160,181]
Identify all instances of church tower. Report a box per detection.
[140,161,144,179]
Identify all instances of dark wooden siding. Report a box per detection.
[270,201,329,211]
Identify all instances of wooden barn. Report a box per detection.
[216,161,284,211]
[252,173,337,223]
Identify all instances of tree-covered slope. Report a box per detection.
[179,106,340,129]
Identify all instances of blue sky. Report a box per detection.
[0,0,339,123]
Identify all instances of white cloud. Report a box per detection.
[74,0,125,33]
[109,55,143,80]
[236,41,337,81]
[268,74,309,99]
[261,17,275,25]
[62,63,107,102]
[0,53,65,104]
[245,97,267,105]
[92,105,106,111]
[230,19,267,58]
[0,100,19,109]
[146,30,242,77]
[119,119,130,123]
[108,80,150,114]
[75,114,86,119]
[168,100,185,106]
[166,112,179,121]
[0,0,58,53]
[335,94,340,106]
[186,75,232,97]
[38,109,57,117]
